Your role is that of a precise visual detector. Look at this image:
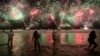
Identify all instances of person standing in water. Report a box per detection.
[88,30,97,51]
[32,30,41,51]
[3,29,14,48]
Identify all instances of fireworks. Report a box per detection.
[30,8,40,17]
[9,6,24,20]
[48,13,55,21]
[89,9,95,15]
[0,0,99,29]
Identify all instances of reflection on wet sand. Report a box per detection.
[0,30,100,56]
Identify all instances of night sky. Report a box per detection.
[0,0,10,4]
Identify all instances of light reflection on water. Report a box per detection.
[0,30,90,45]
[0,30,100,56]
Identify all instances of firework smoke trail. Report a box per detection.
[22,18,27,28]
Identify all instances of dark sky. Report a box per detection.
[0,0,10,4]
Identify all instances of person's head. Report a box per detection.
[34,30,38,34]
[91,30,95,34]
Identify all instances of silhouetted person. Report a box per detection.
[3,29,14,48]
[88,30,97,51]
[52,30,57,55]
[52,30,60,56]
[32,30,41,52]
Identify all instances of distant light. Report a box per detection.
[84,26,88,30]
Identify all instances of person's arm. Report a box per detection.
[95,34,97,38]
[38,33,40,38]
[37,31,40,38]
[3,30,8,34]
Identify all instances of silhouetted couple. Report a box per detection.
[32,30,41,52]
[88,30,98,51]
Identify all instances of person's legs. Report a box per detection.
[34,41,37,51]
[8,38,10,45]
[37,41,40,51]
[88,41,92,49]
[92,41,97,51]
[53,42,57,55]
[10,38,13,48]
